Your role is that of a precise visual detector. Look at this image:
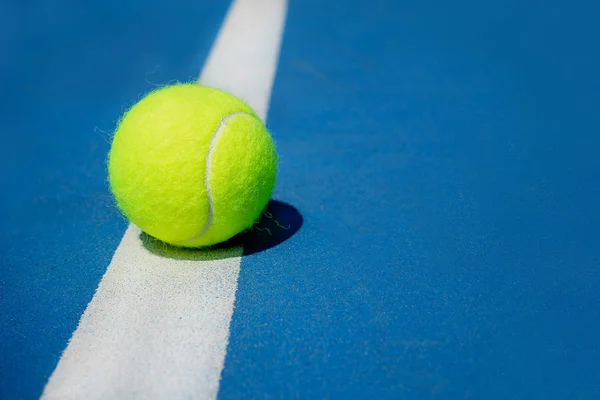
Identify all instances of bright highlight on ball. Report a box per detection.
[107,83,278,248]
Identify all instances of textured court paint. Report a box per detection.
[219,0,600,399]
[0,1,230,399]
[200,0,287,120]
[41,0,287,399]
[41,226,242,400]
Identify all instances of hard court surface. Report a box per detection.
[2,0,600,399]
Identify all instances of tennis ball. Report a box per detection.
[107,83,277,248]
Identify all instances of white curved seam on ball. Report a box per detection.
[176,111,252,245]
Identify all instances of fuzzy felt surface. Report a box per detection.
[108,83,277,247]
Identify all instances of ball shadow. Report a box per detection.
[141,200,303,261]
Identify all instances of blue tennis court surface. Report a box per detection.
[2,0,600,398]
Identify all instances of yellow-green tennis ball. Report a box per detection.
[107,83,277,248]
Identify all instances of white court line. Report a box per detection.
[41,0,287,399]
[200,0,286,120]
